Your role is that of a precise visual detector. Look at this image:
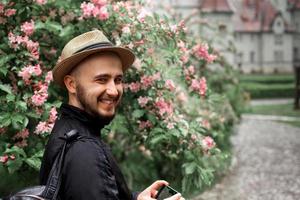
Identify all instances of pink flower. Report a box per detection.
[155,99,173,117]
[91,0,107,7]
[166,122,175,129]
[18,66,32,82]
[199,77,207,97]
[35,120,54,135]
[81,2,95,18]
[180,54,189,64]
[9,154,16,160]
[35,0,47,5]
[45,71,53,83]
[193,43,217,63]
[21,20,35,36]
[122,25,130,34]
[191,134,197,141]
[18,64,42,82]
[98,6,109,20]
[31,92,48,106]
[202,136,215,150]
[190,77,207,97]
[137,8,150,23]
[35,121,50,134]
[31,84,48,106]
[188,65,195,75]
[34,64,42,76]
[140,73,160,89]
[190,79,200,91]
[0,4,4,13]
[4,9,16,17]
[138,120,152,130]
[13,129,29,140]
[202,119,211,129]
[177,91,188,103]
[165,79,175,91]
[49,107,57,123]
[170,24,177,33]
[0,155,8,164]
[133,58,142,70]
[138,96,150,107]
[92,6,100,17]
[129,82,141,93]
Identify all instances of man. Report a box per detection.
[39,30,184,200]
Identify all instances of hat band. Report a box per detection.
[74,42,113,54]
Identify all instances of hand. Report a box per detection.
[165,193,185,200]
[137,180,184,200]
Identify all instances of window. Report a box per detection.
[294,48,299,61]
[275,35,283,45]
[250,51,255,63]
[274,51,284,62]
[236,52,243,64]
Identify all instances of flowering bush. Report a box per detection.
[0,0,242,196]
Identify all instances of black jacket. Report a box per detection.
[39,104,138,200]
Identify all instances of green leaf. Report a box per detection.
[0,113,11,127]
[0,84,12,94]
[16,101,27,111]
[25,157,41,171]
[6,94,15,102]
[4,146,27,158]
[7,159,23,174]
[183,162,197,175]
[132,109,145,118]
[32,150,44,158]
[149,134,167,145]
[0,67,8,76]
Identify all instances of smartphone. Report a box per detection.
[155,185,179,200]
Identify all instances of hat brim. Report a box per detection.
[53,46,135,87]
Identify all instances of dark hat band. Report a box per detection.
[74,42,113,54]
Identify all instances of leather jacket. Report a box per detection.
[39,103,138,200]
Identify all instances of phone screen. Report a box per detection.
[156,185,178,200]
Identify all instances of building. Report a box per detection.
[156,0,300,73]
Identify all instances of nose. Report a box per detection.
[106,82,118,97]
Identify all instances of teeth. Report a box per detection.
[101,99,115,105]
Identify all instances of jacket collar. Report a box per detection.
[59,103,110,136]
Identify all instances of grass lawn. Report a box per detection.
[245,103,300,128]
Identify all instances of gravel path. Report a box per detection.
[193,118,300,200]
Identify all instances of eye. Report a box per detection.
[96,77,108,83]
[115,77,123,84]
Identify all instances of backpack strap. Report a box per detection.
[42,129,81,200]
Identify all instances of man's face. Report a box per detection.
[72,52,123,120]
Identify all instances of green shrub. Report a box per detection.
[241,82,294,98]
[0,0,244,196]
[240,74,295,84]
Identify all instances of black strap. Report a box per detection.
[74,42,113,54]
[42,129,80,200]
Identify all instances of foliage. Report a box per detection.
[0,0,243,196]
[240,74,294,84]
[241,82,294,99]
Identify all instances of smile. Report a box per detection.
[99,99,117,105]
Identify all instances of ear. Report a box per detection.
[64,75,76,94]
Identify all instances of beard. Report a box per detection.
[76,83,115,125]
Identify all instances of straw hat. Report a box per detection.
[53,29,135,87]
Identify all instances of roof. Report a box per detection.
[200,0,234,13]
[288,0,300,11]
[234,0,293,32]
